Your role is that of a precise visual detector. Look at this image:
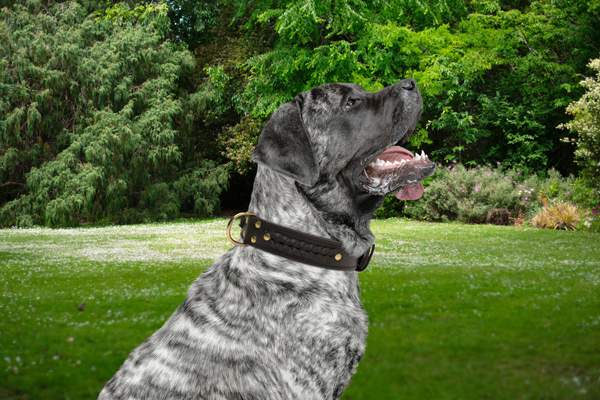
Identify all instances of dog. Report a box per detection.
[99,79,436,399]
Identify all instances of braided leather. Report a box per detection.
[269,232,339,259]
[236,214,374,271]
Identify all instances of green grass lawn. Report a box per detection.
[1,219,599,399]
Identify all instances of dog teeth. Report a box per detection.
[414,150,429,161]
[369,154,425,168]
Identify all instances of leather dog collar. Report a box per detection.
[227,212,375,272]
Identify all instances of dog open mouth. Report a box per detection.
[359,146,436,200]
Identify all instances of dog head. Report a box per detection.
[252,80,436,245]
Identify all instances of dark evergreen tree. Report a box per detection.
[0,0,228,226]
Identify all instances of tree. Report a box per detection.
[208,0,600,176]
[560,58,600,197]
[165,0,220,48]
[0,0,229,227]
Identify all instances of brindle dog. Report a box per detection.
[99,79,436,400]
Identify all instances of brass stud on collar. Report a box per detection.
[264,233,271,241]
[335,254,342,261]
[255,221,261,228]
[251,236,257,243]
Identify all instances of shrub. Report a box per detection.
[404,163,544,223]
[218,115,262,176]
[538,169,576,203]
[560,58,600,190]
[578,205,600,233]
[531,201,581,231]
[378,162,574,224]
[373,193,408,219]
[0,1,229,227]
[571,177,600,210]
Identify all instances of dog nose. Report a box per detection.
[401,79,416,91]
[384,79,421,101]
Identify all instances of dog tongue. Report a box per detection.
[394,183,424,200]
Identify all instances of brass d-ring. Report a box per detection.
[226,212,256,246]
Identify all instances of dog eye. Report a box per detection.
[345,99,357,109]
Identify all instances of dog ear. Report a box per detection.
[252,98,319,186]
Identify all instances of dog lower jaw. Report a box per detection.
[358,149,436,200]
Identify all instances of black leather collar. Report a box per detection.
[227,213,375,272]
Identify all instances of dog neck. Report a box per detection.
[248,166,328,237]
[247,166,375,258]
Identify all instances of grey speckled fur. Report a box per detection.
[99,80,423,399]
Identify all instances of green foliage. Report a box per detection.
[560,58,600,194]
[3,0,600,221]
[188,0,600,202]
[378,163,575,224]
[218,115,262,176]
[0,0,228,227]
[372,193,407,219]
[174,162,230,216]
[165,0,220,47]
[217,0,600,176]
[571,177,600,211]
[418,3,595,172]
[95,0,170,36]
[579,206,600,233]
[190,4,274,182]
[409,2,599,172]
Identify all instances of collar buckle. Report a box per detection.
[226,212,256,247]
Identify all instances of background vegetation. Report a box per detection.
[1,0,599,227]
[2,2,599,398]
[1,219,599,399]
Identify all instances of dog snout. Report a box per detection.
[384,79,421,102]
[401,79,416,91]
[396,79,419,96]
